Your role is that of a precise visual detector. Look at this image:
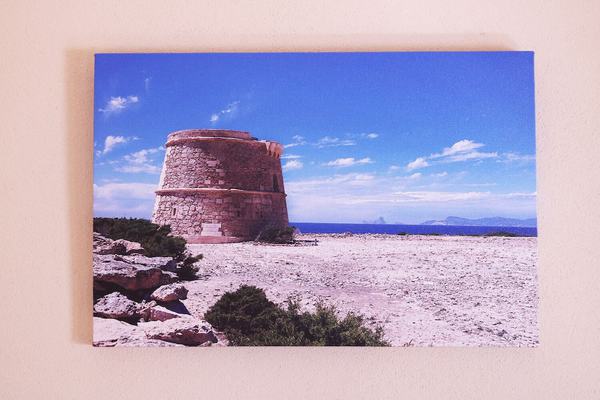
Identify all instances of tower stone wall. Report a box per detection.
[152,129,289,244]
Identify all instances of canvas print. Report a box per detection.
[93,52,537,347]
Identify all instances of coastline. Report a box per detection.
[183,233,538,346]
[290,222,538,237]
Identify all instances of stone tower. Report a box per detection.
[152,129,289,244]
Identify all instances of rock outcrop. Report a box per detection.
[93,233,144,255]
[92,233,224,347]
[139,317,218,346]
[93,292,139,320]
[120,254,178,272]
[93,254,174,291]
[151,283,188,302]
[147,305,183,322]
[93,317,184,347]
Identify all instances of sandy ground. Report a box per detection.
[182,234,538,346]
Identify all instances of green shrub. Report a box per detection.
[93,217,187,259]
[483,231,519,237]
[205,285,389,346]
[177,254,203,281]
[255,226,296,244]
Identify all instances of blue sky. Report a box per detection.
[94,52,536,224]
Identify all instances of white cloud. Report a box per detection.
[116,165,161,174]
[125,148,161,163]
[284,168,537,223]
[431,139,484,158]
[501,152,536,163]
[115,147,164,174]
[285,135,356,148]
[284,135,307,148]
[501,191,537,199]
[406,157,430,171]
[284,133,377,149]
[98,135,136,155]
[94,182,157,218]
[389,191,491,203]
[324,157,373,167]
[316,136,356,148]
[432,171,448,177]
[286,173,376,193]
[286,173,498,206]
[282,159,304,171]
[321,190,492,206]
[281,154,302,160]
[388,165,400,172]
[445,151,498,162]
[94,182,157,200]
[98,95,139,115]
[210,101,240,124]
[406,139,499,170]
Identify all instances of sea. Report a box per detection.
[291,222,537,237]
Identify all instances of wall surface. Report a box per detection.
[1,1,599,399]
[158,137,284,192]
[153,191,288,243]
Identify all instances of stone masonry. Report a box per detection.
[152,129,289,243]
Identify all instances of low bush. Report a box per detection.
[205,285,389,346]
[483,231,519,237]
[93,217,187,258]
[255,226,296,244]
[177,254,203,281]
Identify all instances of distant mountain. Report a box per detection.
[362,217,387,225]
[420,216,537,227]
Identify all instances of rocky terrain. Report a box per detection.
[92,233,226,347]
[184,233,538,347]
[92,232,538,347]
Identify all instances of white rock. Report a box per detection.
[151,283,188,302]
[120,255,178,272]
[93,317,183,347]
[114,239,144,255]
[139,317,218,346]
[93,292,139,320]
[148,305,184,322]
[93,254,172,291]
[93,233,145,255]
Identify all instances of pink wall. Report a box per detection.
[2,1,600,399]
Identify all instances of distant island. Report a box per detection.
[362,217,387,225]
[420,216,537,227]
